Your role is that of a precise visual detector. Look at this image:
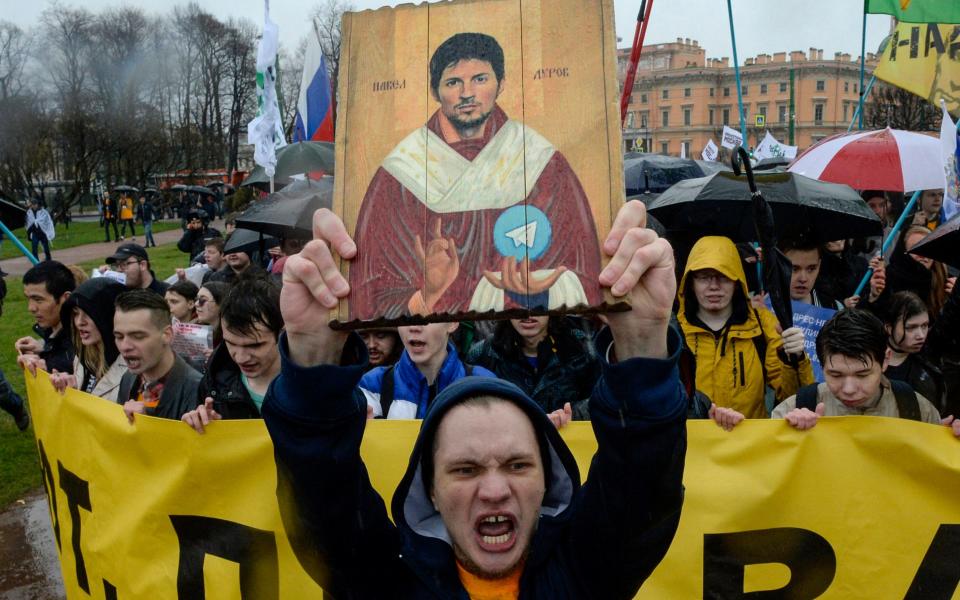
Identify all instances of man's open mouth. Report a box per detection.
[407,340,427,349]
[475,514,517,551]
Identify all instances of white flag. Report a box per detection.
[702,139,719,162]
[247,1,287,178]
[720,125,743,150]
[755,131,798,160]
[680,143,686,159]
[940,100,959,220]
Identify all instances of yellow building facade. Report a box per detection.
[618,39,878,158]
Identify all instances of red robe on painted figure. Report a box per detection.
[348,105,602,322]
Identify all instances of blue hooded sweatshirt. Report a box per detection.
[263,328,687,599]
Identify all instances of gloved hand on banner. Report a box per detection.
[781,326,806,357]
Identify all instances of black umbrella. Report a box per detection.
[648,169,882,244]
[695,160,733,176]
[0,197,27,230]
[113,185,139,193]
[623,153,705,195]
[909,213,960,267]
[144,186,159,195]
[223,228,278,256]
[206,181,226,188]
[236,178,333,240]
[241,142,335,189]
[187,185,215,197]
[170,184,187,192]
[753,156,791,172]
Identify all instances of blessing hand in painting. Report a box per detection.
[410,217,460,315]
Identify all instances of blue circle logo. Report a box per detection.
[493,205,552,261]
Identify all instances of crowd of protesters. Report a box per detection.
[2,181,958,598]
[4,184,959,437]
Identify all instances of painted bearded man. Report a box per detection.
[349,32,602,321]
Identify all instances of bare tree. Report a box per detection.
[0,21,31,100]
[865,84,941,132]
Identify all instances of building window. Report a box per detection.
[662,110,670,127]
[723,87,730,97]
[640,112,648,128]
[844,82,849,93]
[759,105,767,118]
[626,112,635,128]
[778,105,787,123]
[742,85,748,96]
[662,89,669,99]
[723,108,730,124]
[684,87,691,97]
[683,108,691,126]
[661,141,669,154]
[681,141,691,157]
[816,80,825,91]
[640,93,647,103]
[779,82,787,93]
[760,83,768,95]
[709,88,715,97]
[843,103,848,121]
[709,108,715,125]
[814,103,824,123]
[854,84,858,93]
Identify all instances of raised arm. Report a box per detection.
[568,201,688,597]
[261,209,401,596]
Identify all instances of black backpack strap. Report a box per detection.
[464,364,473,376]
[377,366,395,419]
[889,379,921,421]
[795,383,820,412]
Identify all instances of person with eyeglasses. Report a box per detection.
[104,243,169,297]
[676,236,814,419]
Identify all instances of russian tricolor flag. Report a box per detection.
[293,35,334,142]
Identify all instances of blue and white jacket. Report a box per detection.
[360,343,495,419]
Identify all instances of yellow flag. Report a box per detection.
[874,22,960,114]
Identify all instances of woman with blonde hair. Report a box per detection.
[55,278,128,401]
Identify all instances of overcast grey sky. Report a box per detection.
[7,0,890,61]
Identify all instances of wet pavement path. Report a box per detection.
[0,490,65,599]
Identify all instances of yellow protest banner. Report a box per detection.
[26,370,960,598]
[874,22,960,115]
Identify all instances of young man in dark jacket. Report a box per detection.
[114,290,201,422]
[261,202,686,598]
[16,261,77,374]
[182,278,283,432]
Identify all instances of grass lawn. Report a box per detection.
[1,219,181,261]
[0,241,190,508]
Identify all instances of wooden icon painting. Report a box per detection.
[333,0,624,327]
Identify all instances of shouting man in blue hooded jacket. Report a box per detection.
[262,200,687,599]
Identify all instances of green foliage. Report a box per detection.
[225,187,256,214]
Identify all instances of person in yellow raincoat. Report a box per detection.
[119,195,136,240]
[677,236,814,418]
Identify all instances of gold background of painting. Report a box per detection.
[333,0,624,324]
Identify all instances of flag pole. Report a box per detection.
[619,0,654,126]
[848,74,876,132]
[726,0,748,145]
[853,189,921,297]
[857,3,868,130]
[0,220,39,266]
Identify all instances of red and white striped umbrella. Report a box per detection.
[788,128,945,192]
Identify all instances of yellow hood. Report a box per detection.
[678,236,752,317]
